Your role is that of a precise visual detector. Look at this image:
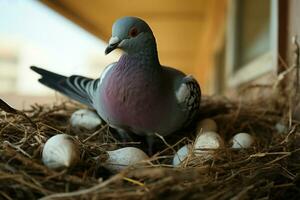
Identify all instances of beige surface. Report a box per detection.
[1,93,67,110]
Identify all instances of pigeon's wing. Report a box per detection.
[175,75,201,125]
[30,66,99,107]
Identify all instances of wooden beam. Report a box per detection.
[278,0,289,72]
[132,11,205,21]
[41,0,109,40]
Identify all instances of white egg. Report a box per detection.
[105,147,149,172]
[70,109,102,131]
[42,134,80,169]
[172,144,192,166]
[197,118,218,133]
[194,131,223,150]
[231,133,254,149]
[194,131,224,160]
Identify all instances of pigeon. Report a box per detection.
[31,16,201,152]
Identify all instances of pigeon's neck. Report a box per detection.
[123,37,160,67]
[118,51,161,73]
[127,47,160,66]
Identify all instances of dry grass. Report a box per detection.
[1,64,300,199]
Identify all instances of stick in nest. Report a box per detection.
[0,98,37,129]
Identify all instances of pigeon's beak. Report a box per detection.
[105,36,121,55]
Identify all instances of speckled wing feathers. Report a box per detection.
[176,75,201,126]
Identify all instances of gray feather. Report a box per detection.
[30,66,98,107]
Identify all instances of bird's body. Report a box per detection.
[96,54,189,136]
[31,16,201,148]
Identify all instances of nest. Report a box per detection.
[1,65,300,199]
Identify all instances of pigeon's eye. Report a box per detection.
[129,27,138,37]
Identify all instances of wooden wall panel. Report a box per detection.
[287,0,300,67]
[193,0,228,93]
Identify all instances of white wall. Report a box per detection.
[0,0,120,97]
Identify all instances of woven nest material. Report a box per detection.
[1,67,300,199]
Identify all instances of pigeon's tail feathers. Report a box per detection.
[30,66,99,107]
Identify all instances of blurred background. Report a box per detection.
[0,0,298,109]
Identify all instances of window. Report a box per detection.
[225,0,278,87]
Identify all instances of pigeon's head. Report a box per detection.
[105,16,156,55]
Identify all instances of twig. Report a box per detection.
[264,153,291,166]
[4,141,32,158]
[83,125,108,143]
[154,133,177,156]
[0,98,37,129]
[153,136,188,157]
[40,173,124,200]
[38,122,66,134]
[0,191,13,200]
[123,177,146,187]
